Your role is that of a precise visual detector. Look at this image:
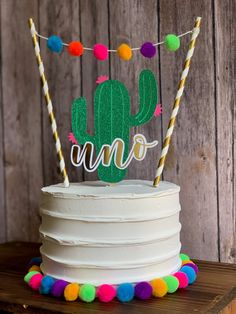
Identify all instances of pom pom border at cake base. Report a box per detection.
[24,253,198,303]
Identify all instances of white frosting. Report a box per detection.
[40,180,182,285]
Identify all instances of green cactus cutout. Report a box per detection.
[72,69,158,183]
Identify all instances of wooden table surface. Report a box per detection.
[0,242,236,314]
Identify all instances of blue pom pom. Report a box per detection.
[28,256,42,267]
[39,275,56,295]
[181,265,197,284]
[47,35,63,53]
[117,283,134,302]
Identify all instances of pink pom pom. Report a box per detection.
[29,273,43,291]
[174,271,189,288]
[93,44,108,61]
[97,284,116,302]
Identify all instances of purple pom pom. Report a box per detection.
[135,281,152,300]
[51,280,68,297]
[184,263,199,273]
[140,42,156,58]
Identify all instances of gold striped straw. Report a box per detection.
[28,18,70,187]
[153,17,202,187]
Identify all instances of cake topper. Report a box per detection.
[70,69,158,183]
[28,17,202,187]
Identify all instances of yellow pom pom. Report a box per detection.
[150,278,168,297]
[117,43,132,61]
[28,265,41,273]
[182,260,194,266]
[64,283,80,301]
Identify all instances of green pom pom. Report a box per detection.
[164,276,179,293]
[24,271,40,283]
[79,284,96,302]
[180,253,190,261]
[164,34,180,51]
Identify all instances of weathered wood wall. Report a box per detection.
[0,0,235,263]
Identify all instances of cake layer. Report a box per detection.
[40,211,181,243]
[40,232,181,265]
[40,251,182,285]
[40,180,182,285]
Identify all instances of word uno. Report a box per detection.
[71,134,158,172]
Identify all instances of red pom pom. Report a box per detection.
[68,41,84,56]
[29,273,43,291]
[97,284,116,302]
[93,44,108,61]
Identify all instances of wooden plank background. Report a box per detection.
[0,0,235,263]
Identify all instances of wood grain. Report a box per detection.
[109,0,162,180]
[0,1,6,243]
[220,299,236,314]
[1,242,236,314]
[159,0,218,261]
[79,0,110,181]
[214,0,236,263]
[39,0,83,185]
[0,0,235,265]
[1,0,42,242]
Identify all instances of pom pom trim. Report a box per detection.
[24,253,198,303]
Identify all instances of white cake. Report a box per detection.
[39,180,182,286]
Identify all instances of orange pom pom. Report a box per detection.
[150,278,168,297]
[182,260,194,266]
[28,265,41,273]
[117,43,132,61]
[64,283,80,301]
[68,41,84,56]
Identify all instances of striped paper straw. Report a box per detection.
[28,18,69,187]
[153,17,202,187]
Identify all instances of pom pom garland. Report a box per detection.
[47,35,63,53]
[163,276,179,293]
[174,272,189,288]
[150,278,168,297]
[51,280,68,297]
[29,273,43,291]
[93,44,108,61]
[38,26,194,59]
[25,253,198,303]
[97,284,116,302]
[134,281,153,300]
[117,283,134,302]
[64,283,80,301]
[117,43,132,61]
[181,265,197,284]
[68,41,84,56]
[164,34,180,51]
[79,284,96,302]
[39,275,56,295]
[24,270,40,283]
[140,42,156,58]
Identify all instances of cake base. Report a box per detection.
[24,253,198,302]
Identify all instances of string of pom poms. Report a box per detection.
[35,28,193,61]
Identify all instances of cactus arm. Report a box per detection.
[129,69,158,127]
[71,97,95,145]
